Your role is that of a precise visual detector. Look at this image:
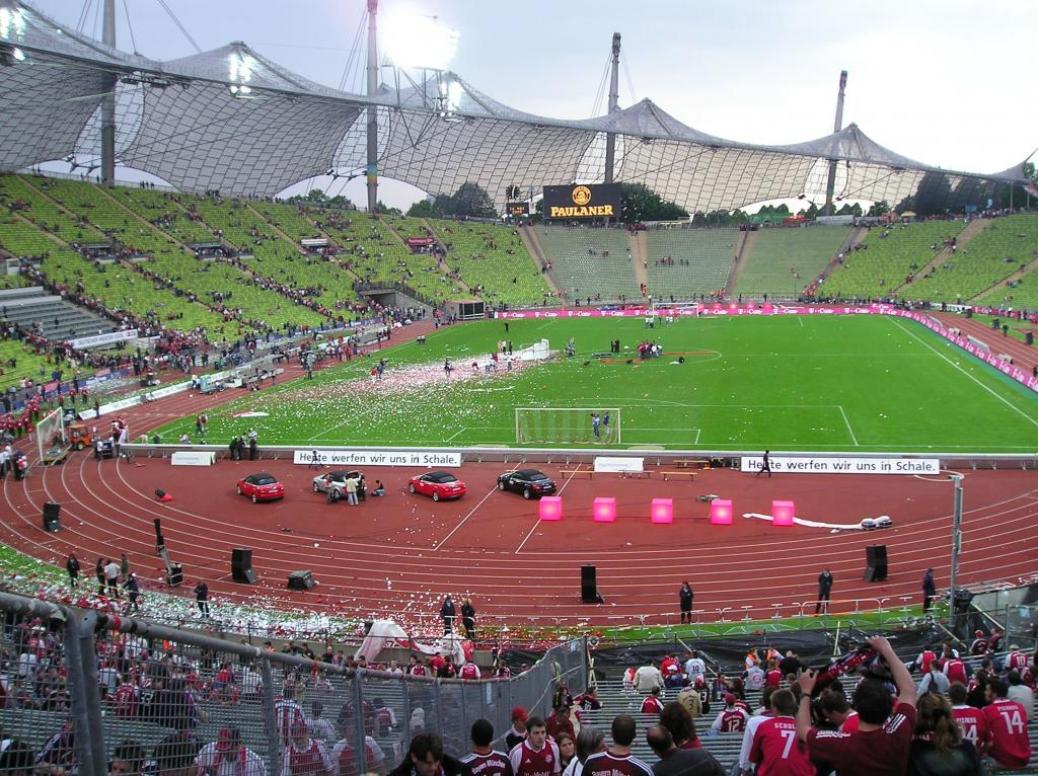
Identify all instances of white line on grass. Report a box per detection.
[694,427,702,445]
[889,318,1038,428]
[433,483,500,551]
[444,427,467,442]
[514,466,583,554]
[837,405,859,446]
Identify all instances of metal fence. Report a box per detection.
[0,592,587,776]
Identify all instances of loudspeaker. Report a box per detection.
[167,563,183,587]
[232,548,256,584]
[42,502,61,532]
[154,518,165,553]
[864,544,888,582]
[287,570,315,590]
[581,565,602,603]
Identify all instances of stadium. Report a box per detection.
[0,1,1036,774]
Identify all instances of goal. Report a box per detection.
[36,407,70,465]
[515,407,622,445]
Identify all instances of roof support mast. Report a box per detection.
[603,32,620,185]
[823,70,847,215]
[366,0,379,214]
[100,0,116,185]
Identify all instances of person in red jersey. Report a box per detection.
[582,715,652,776]
[942,654,968,686]
[968,630,989,656]
[282,721,333,776]
[546,703,576,741]
[749,689,813,776]
[797,635,917,776]
[640,688,664,716]
[764,660,782,690]
[459,659,481,680]
[981,676,1032,769]
[408,655,429,677]
[461,719,513,776]
[948,683,989,751]
[709,694,748,733]
[914,646,937,675]
[509,717,560,776]
[1006,644,1029,672]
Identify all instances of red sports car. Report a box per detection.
[408,471,466,501]
[236,472,285,503]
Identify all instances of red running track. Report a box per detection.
[1,318,1036,628]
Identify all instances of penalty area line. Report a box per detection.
[837,405,859,446]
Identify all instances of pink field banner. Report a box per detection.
[495,305,1038,393]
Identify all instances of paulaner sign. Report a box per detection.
[543,184,621,219]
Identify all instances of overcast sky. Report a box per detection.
[27,0,1038,208]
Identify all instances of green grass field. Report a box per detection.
[155,315,1038,453]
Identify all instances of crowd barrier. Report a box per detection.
[0,591,587,776]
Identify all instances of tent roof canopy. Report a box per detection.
[0,0,1028,209]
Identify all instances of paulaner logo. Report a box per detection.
[549,184,615,218]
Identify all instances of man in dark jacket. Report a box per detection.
[389,733,472,776]
[440,596,456,635]
[679,582,694,624]
[815,569,833,615]
[921,568,936,612]
[646,725,723,776]
[66,553,80,588]
[461,599,476,640]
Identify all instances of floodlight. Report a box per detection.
[228,52,255,84]
[0,7,26,40]
[383,11,458,70]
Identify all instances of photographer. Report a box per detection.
[796,635,917,776]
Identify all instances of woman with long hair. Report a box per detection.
[908,692,985,776]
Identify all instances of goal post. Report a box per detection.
[515,407,622,445]
[36,406,69,464]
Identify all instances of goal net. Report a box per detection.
[36,407,69,464]
[515,407,621,445]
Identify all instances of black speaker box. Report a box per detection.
[864,544,888,581]
[167,563,183,587]
[42,502,61,532]
[287,570,315,590]
[581,564,602,603]
[232,548,257,584]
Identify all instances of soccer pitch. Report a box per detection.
[156,315,1038,454]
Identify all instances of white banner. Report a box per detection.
[740,456,940,475]
[293,449,462,467]
[594,456,644,473]
[68,328,138,349]
[171,451,216,466]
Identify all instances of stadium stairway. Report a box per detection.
[628,230,650,299]
[892,218,989,296]
[517,225,564,300]
[724,230,755,297]
[970,256,1038,303]
[0,286,114,341]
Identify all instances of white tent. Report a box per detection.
[353,619,465,665]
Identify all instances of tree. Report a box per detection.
[373,201,402,216]
[618,182,688,223]
[866,200,890,218]
[447,182,497,218]
[406,199,439,218]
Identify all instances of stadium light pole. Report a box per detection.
[100,0,116,185]
[366,0,379,215]
[823,70,847,216]
[948,472,964,625]
[603,32,621,185]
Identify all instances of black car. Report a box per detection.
[497,468,557,499]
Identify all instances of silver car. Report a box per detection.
[311,469,366,502]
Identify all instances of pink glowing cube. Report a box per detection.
[539,496,562,521]
[592,497,616,523]
[709,499,733,525]
[650,498,674,524]
[772,500,795,527]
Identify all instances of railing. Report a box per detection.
[0,591,587,776]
